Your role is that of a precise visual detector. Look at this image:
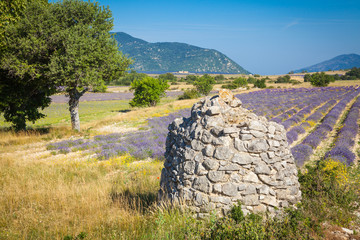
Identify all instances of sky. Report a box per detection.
[97,0,360,75]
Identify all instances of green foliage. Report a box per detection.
[158,73,177,82]
[253,74,261,77]
[202,202,316,240]
[184,75,198,83]
[129,76,169,107]
[222,77,247,89]
[275,75,291,83]
[304,73,311,82]
[0,0,131,131]
[110,70,147,86]
[178,89,201,100]
[253,78,266,88]
[308,72,334,87]
[342,67,360,80]
[298,159,360,226]
[193,74,216,95]
[214,74,225,82]
[247,76,259,84]
[0,1,56,131]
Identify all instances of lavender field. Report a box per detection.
[48,86,360,167]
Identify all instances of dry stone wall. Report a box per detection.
[159,90,301,218]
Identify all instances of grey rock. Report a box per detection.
[248,120,267,132]
[219,164,241,171]
[247,139,269,153]
[193,176,212,193]
[208,171,225,182]
[206,106,221,116]
[203,145,215,157]
[232,153,253,165]
[202,158,219,170]
[222,183,238,196]
[254,163,271,175]
[214,146,233,160]
[243,172,260,183]
[184,161,196,175]
[191,140,204,151]
[234,138,247,152]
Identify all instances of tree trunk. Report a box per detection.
[68,89,82,131]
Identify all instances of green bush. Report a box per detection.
[193,74,216,95]
[253,79,266,88]
[275,75,291,83]
[178,89,201,100]
[202,202,316,240]
[308,72,334,87]
[298,159,360,226]
[129,76,169,107]
[111,70,147,86]
[158,73,177,82]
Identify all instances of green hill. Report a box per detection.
[113,32,250,74]
[293,54,360,73]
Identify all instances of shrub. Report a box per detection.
[129,76,169,107]
[275,75,291,83]
[193,74,216,95]
[253,78,266,88]
[298,159,359,226]
[221,77,247,90]
[308,72,334,87]
[178,89,201,100]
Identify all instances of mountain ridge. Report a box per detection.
[113,32,250,74]
[293,54,360,73]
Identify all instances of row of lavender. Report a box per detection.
[324,97,360,165]
[291,88,360,166]
[47,87,360,166]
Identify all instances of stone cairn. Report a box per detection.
[159,90,301,218]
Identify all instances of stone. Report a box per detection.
[202,158,219,170]
[203,145,215,157]
[261,196,278,207]
[201,130,213,144]
[159,93,301,218]
[234,138,247,152]
[206,106,221,116]
[191,140,204,151]
[254,163,271,175]
[193,176,212,193]
[214,146,233,160]
[222,183,238,196]
[208,171,225,182]
[243,172,260,183]
[184,161,196,175]
[247,139,269,153]
[232,153,253,165]
[248,120,267,132]
[218,164,241,171]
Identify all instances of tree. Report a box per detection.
[309,72,333,87]
[304,74,311,82]
[129,76,169,107]
[0,0,47,53]
[253,79,266,88]
[193,74,216,95]
[48,0,131,131]
[0,1,56,131]
[158,73,177,82]
[0,0,131,131]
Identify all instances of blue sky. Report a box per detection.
[98,0,360,75]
